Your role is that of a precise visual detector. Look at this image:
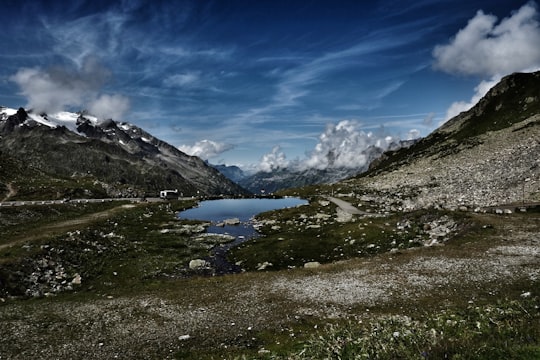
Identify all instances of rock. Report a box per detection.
[71,274,82,285]
[189,259,209,270]
[304,261,321,269]
[257,261,273,270]
[216,218,241,227]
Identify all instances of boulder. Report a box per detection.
[71,274,82,285]
[189,259,209,270]
[304,261,321,269]
[257,261,273,270]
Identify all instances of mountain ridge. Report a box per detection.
[0,107,249,199]
[341,71,540,210]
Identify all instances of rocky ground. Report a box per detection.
[0,196,538,359]
[351,115,540,210]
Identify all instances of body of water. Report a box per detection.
[178,197,307,273]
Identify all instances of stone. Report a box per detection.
[189,259,209,270]
[71,274,82,285]
[304,261,321,269]
[257,261,273,270]
[222,218,240,225]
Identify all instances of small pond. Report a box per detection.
[178,197,308,273]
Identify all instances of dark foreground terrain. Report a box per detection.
[0,196,538,359]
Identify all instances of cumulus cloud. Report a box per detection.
[89,94,131,121]
[299,120,397,171]
[258,145,289,172]
[178,140,234,160]
[433,2,540,77]
[434,2,540,121]
[407,129,421,140]
[10,56,129,120]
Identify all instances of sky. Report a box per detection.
[1,0,539,173]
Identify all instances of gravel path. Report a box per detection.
[326,196,369,215]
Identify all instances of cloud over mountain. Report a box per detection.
[10,56,129,120]
[434,2,540,120]
[301,120,396,170]
[258,146,289,172]
[257,120,398,173]
[179,140,235,160]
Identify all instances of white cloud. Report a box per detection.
[423,112,436,126]
[10,56,129,119]
[434,2,540,121]
[300,120,397,171]
[407,129,421,140]
[178,140,234,159]
[10,56,109,114]
[433,2,540,77]
[258,145,289,172]
[89,94,130,121]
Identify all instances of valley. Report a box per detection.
[0,71,539,359]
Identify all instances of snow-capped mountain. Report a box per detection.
[0,107,249,199]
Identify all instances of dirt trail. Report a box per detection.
[326,196,369,215]
[0,204,136,251]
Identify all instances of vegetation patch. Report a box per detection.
[287,296,540,360]
[230,199,473,271]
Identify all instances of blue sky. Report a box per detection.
[1,0,539,171]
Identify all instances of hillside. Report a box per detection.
[0,108,248,199]
[351,71,540,209]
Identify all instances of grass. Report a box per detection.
[286,295,540,360]
[230,198,474,271]
[0,199,213,298]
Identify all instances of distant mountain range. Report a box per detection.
[213,141,416,194]
[0,107,248,200]
[1,71,538,203]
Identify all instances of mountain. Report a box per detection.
[344,71,540,209]
[209,163,247,183]
[239,141,416,194]
[0,107,249,200]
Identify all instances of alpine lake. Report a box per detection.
[178,197,308,273]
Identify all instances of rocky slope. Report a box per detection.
[0,108,248,198]
[348,71,540,209]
